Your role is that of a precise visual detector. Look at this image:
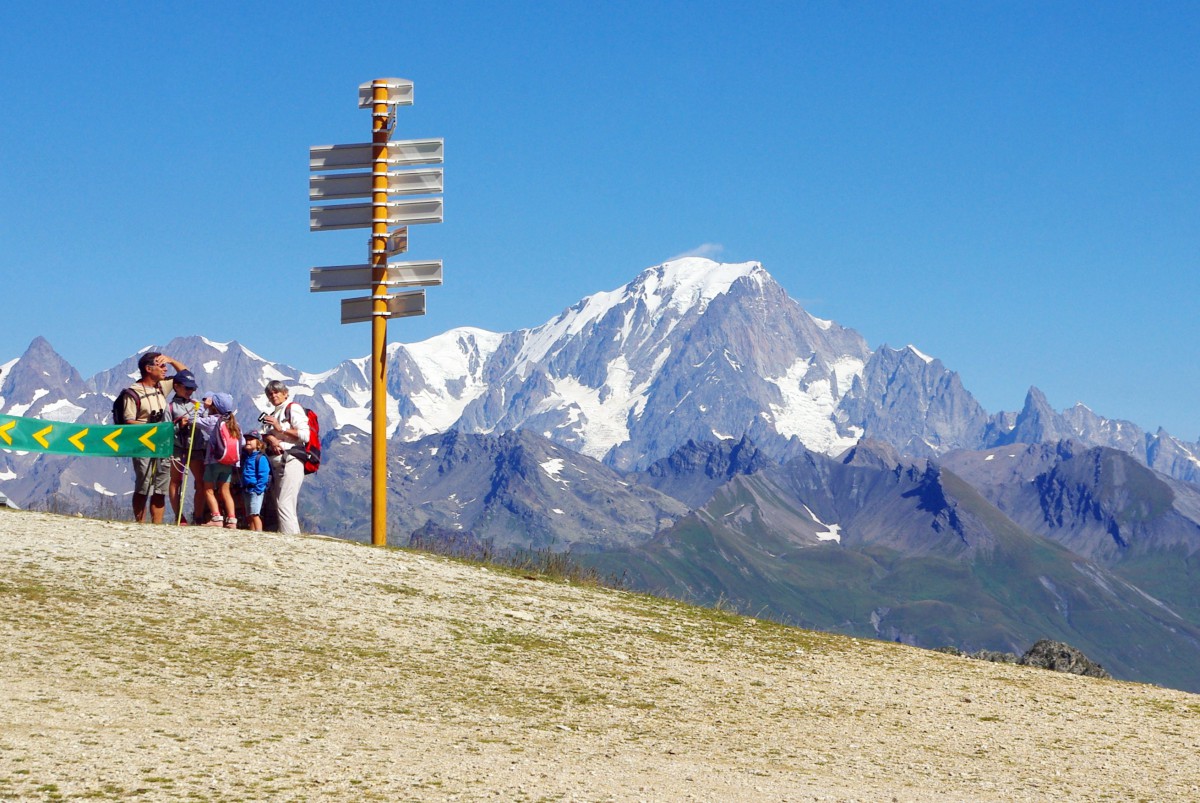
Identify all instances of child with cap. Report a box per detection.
[167,369,205,525]
[241,430,270,531]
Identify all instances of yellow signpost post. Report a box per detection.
[309,78,444,547]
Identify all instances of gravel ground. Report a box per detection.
[1,508,1198,801]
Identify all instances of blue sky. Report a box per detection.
[2,2,1197,439]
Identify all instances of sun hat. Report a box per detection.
[210,392,235,416]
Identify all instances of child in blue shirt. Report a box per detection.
[241,431,271,532]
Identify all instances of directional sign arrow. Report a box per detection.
[139,426,159,452]
[358,78,414,108]
[68,428,89,451]
[0,420,13,445]
[310,198,442,232]
[341,291,426,325]
[32,425,53,449]
[311,260,443,293]
[309,168,443,201]
[309,139,443,172]
[104,429,123,452]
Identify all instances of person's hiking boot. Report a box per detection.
[202,516,224,527]
[223,518,238,530]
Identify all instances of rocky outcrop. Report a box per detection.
[1020,639,1111,679]
[938,640,1111,680]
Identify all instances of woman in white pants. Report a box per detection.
[261,380,309,535]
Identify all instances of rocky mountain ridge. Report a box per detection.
[3,259,1198,491]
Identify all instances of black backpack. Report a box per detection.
[111,388,141,425]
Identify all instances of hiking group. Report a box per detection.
[117,352,318,535]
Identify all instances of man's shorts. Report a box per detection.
[132,457,170,496]
[203,463,235,485]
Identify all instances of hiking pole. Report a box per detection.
[177,400,202,526]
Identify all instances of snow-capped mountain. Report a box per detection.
[2,257,1199,514]
[457,258,871,469]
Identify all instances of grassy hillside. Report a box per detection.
[585,470,1200,692]
[1,509,1198,801]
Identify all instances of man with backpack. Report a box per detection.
[260,380,310,535]
[116,352,188,524]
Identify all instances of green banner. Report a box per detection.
[0,414,173,459]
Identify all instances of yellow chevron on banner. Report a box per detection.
[68,428,89,451]
[0,414,172,458]
[32,425,53,449]
[138,427,160,451]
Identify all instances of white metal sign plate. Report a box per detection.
[309,139,443,172]
[311,260,443,292]
[341,290,426,324]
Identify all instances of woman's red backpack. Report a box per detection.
[286,403,322,475]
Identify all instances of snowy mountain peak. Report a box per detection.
[403,327,503,388]
[637,258,765,316]
[905,345,935,364]
[200,337,230,354]
[512,258,767,373]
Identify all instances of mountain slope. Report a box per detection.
[943,440,1200,628]
[303,428,688,548]
[635,435,773,508]
[586,444,1200,691]
[839,345,992,457]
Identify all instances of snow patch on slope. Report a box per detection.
[802,505,843,543]
[808,313,833,331]
[322,391,372,434]
[398,328,503,440]
[543,353,667,461]
[767,356,865,455]
[39,399,86,423]
[8,389,49,417]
